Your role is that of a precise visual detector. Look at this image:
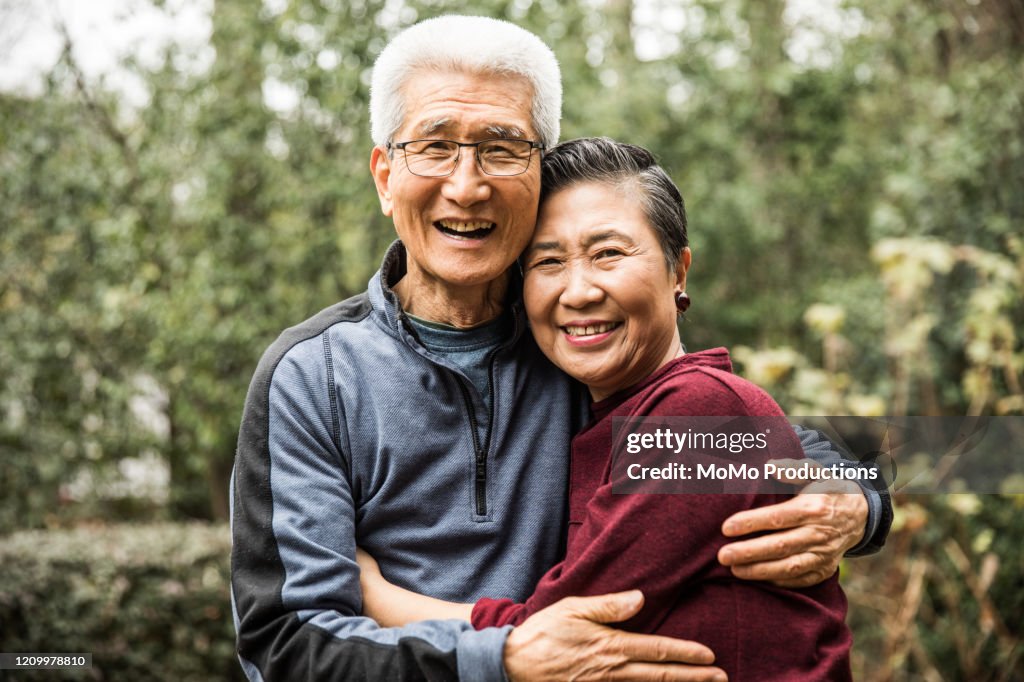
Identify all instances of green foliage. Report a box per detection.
[0,86,162,531]
[844,494,1024,680]
[2,511,1018,680]
[4,0,1017,522]
[0,523,241,681]
[1,0,1022,675]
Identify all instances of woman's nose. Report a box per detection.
[558,265,604,308]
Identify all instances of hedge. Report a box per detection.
[0,523,242,681]
[4,509,1020,680]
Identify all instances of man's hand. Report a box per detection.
[718,458,868,588]
[504,590,726,682]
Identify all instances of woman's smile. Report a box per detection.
[560,320,623,346]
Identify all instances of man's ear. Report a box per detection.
[675,246,692,291]
[370,146,394,217]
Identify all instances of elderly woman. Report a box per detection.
[359,138,852,680]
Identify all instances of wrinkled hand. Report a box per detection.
[505,590,727,682]
[718,458,868,588]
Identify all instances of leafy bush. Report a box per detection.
[843,495,1024,680]
[0,523,241,681]
[0,516,1021,680]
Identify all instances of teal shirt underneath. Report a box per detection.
[406,311,513,418]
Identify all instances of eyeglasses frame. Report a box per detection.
[385,138,545,178]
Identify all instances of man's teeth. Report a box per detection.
[438,220,494,233]
[563,322,619,337]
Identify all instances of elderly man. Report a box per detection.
[231,15,890,682]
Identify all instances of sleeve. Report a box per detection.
[472,375,799,632]
[231,332,509,681]
[790,425,893,556]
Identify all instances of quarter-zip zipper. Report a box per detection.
[455,378,486,515]
[456,348,500,516]
[401,302,521,518]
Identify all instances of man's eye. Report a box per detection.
[406,141,453,156]
[482,144,515,158]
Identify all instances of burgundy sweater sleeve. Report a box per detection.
[471,368,801,631]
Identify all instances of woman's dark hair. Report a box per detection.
[540,137,688,271]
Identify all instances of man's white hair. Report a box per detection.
[369,15,562,149]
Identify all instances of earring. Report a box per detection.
[384,191,392,199]
[675,291,691,314]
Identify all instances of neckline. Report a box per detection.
[588,348,730,420]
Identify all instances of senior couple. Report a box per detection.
[231,15,891,682]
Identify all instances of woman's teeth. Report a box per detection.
[563,322,620,337]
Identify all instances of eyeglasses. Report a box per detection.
[386,138,545,177]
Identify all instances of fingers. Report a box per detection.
[721,495,813,537]
[566,590,645,624]
[607,662,728,682]
[718,526,826,565]
[718,516,843,585]
[725,552,836,586]
[507,596,723,682]
[770,575,828,589]
[611,630,716,666]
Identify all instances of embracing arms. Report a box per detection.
[359,413,891,629]
[231,328,725,682]
[718,424,893,588]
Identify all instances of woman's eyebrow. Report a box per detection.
[581,230,637,248]
[525,240,562,256]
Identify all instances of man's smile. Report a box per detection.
[434,219,497,240]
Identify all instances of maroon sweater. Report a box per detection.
[472,349,852,681]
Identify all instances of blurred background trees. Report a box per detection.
[1,0,1021,678]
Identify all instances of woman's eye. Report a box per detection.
[596,248,624,259]
[531,258,561,268]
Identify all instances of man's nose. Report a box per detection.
[440,151,492,206]
[559,265,604,309]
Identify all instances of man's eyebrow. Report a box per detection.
[411,121,528,140]
[581,230,638,249]
[486,124,527,139]
[417,118,451,137]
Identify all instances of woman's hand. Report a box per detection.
[356,547,474,626]
[355,548,382,579]
[356,548,406,625]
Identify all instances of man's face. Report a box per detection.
[370,70,541,290]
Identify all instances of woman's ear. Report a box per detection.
[675,246,692,291]
[370,146,394,216]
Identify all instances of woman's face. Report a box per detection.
[523,181,690,401]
